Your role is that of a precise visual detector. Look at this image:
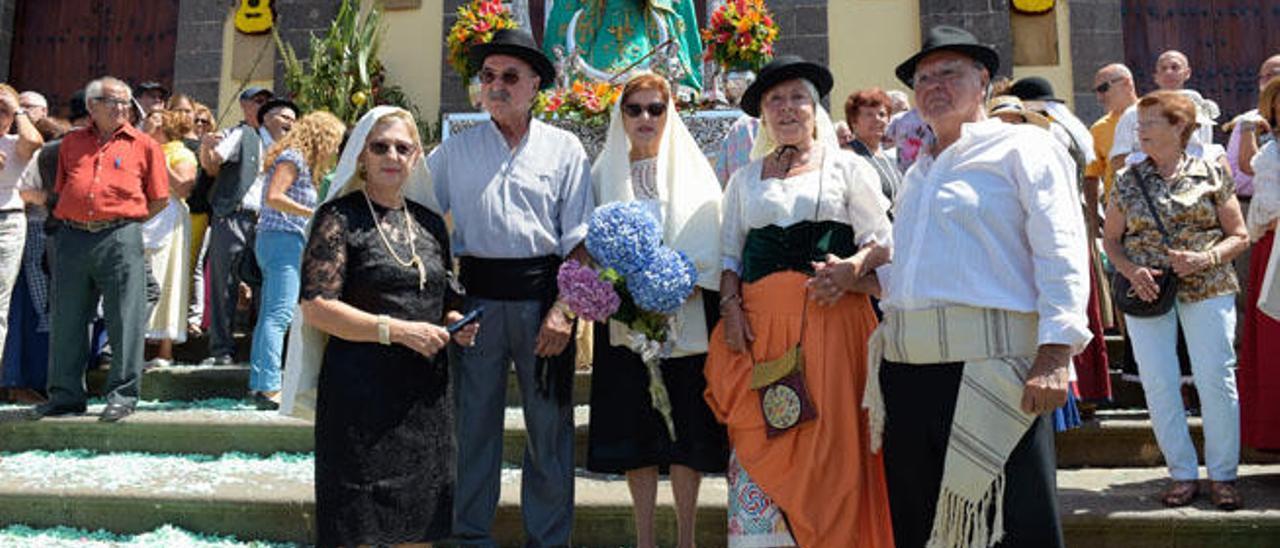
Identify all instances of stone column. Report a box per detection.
[1068,0,1124,123]
[917,0,1013,79]
[174,0,226,109]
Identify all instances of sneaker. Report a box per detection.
[200,355,235,366]
[144,358,172,370]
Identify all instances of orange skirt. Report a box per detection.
[704,271,894,548]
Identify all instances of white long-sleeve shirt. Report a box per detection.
[880,119,1092,353]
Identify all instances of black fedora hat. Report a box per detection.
[257,98,300,127]
[740,55,834,117]
[1009,76,1063,103]
[468,29,556,90]
[895,26,999,87]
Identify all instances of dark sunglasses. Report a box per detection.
[623,102,666,118]
[194,118,212,126]
[368,140,416,156]
[1094,77,1125,94]
[479,69,523,86]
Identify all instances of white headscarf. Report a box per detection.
[279,106,437,421]
[591,72,723,356]
[323,105,439,213]
[749,78,841,161]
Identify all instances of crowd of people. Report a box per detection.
[0,21,1275,548]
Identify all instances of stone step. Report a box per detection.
[0,450,1276,547]
[6,403,1278,470]
[84,364,593,405]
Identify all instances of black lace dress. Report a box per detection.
[302,191,462,546]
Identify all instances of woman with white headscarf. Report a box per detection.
[703,56,895,547]
[587,72,728,548]
[292,107,477,546]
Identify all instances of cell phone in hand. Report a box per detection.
[447,306,485,334]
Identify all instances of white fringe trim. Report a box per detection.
[863,323,886,453]
[925,473,1007,548]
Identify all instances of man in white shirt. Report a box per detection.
[1110,51,1222,170]
[870,26,1089,548]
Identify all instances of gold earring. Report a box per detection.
[358,163,367,177]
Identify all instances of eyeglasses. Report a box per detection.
[194,118,213,126]
[1094,77,1126,94]
[911,61,976,89]
[92,97,132,108]
[623,102,666,118]
[368,140,417,156]
[479,68,524,86]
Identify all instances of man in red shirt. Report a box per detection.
[31,76,168,422]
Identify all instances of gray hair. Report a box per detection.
[18,91,46,108]
[84,76,131,101]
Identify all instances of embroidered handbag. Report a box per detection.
[749,341,818,438]
[1112,174,1179,317]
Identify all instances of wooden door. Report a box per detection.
[1122,0,1280,121]
[8,0,179,119]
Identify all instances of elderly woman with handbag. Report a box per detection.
[704,56,894,548]
[1102,90,1249,510]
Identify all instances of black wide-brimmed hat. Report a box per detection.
[468,29,556,90]
[257,98,300,127]
[895,25,1000,87]
[740,55,834,117]
[1010,76,1063,103]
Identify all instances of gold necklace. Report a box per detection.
[363,189,426,290]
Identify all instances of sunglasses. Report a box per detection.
[194,118,212,126]
[623,102,666,118]
[1094,77,1125,94]
[479,69,524,86]
[368,140,416,156]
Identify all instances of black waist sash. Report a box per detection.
[740,221,856,283]
[459,255,561,301]
[458,254,574,405]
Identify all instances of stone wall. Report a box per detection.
[173,0,225,109]
[272,0,342,94]
[917,0,1013,79]
[1068,0,1124,123]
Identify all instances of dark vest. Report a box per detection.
[209,124,261,218]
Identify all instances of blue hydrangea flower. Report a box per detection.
[585,202,662,275]
[627,247,697,314]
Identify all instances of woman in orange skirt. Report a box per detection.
[705,56,895,548]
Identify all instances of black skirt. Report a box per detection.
[586,292,729,474]
[314,339,454,546]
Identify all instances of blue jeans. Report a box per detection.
[1126,294,1240,481]
[250,230,305,392]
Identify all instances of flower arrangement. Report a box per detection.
[558,202,699,437]
[447,0,519,80]
[701,0,779,71]
[534,80,623,127]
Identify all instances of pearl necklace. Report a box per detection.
[363,189,426,290]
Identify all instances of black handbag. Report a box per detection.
[1112,175,1179,317]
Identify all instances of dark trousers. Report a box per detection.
[206,210,256,358]
[880,360,1064,548]
[47,223,146,407]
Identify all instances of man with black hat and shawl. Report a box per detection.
[864,26,1090,548]
[426,29,594,546]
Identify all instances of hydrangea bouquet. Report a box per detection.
[557,202,698,438]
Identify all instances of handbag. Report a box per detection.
[747,153,823,438]
[1112,173,1179,317]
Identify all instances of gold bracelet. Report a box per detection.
[377,314,392,345]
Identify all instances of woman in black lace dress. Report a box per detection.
[299,108,477,547]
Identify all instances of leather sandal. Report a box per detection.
[1160,480,1199,507]
[1210,481,1242,511]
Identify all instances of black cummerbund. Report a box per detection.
[459,255,561,301]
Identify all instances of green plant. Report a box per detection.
[275,0,429,138]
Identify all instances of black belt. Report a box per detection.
[459,255,561,301]
[0,208,23,214]
[63,218,134,233]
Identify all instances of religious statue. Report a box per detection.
[542,0,705,91]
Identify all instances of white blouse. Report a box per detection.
[721,147,892,273]
[1249,141,1280,242]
